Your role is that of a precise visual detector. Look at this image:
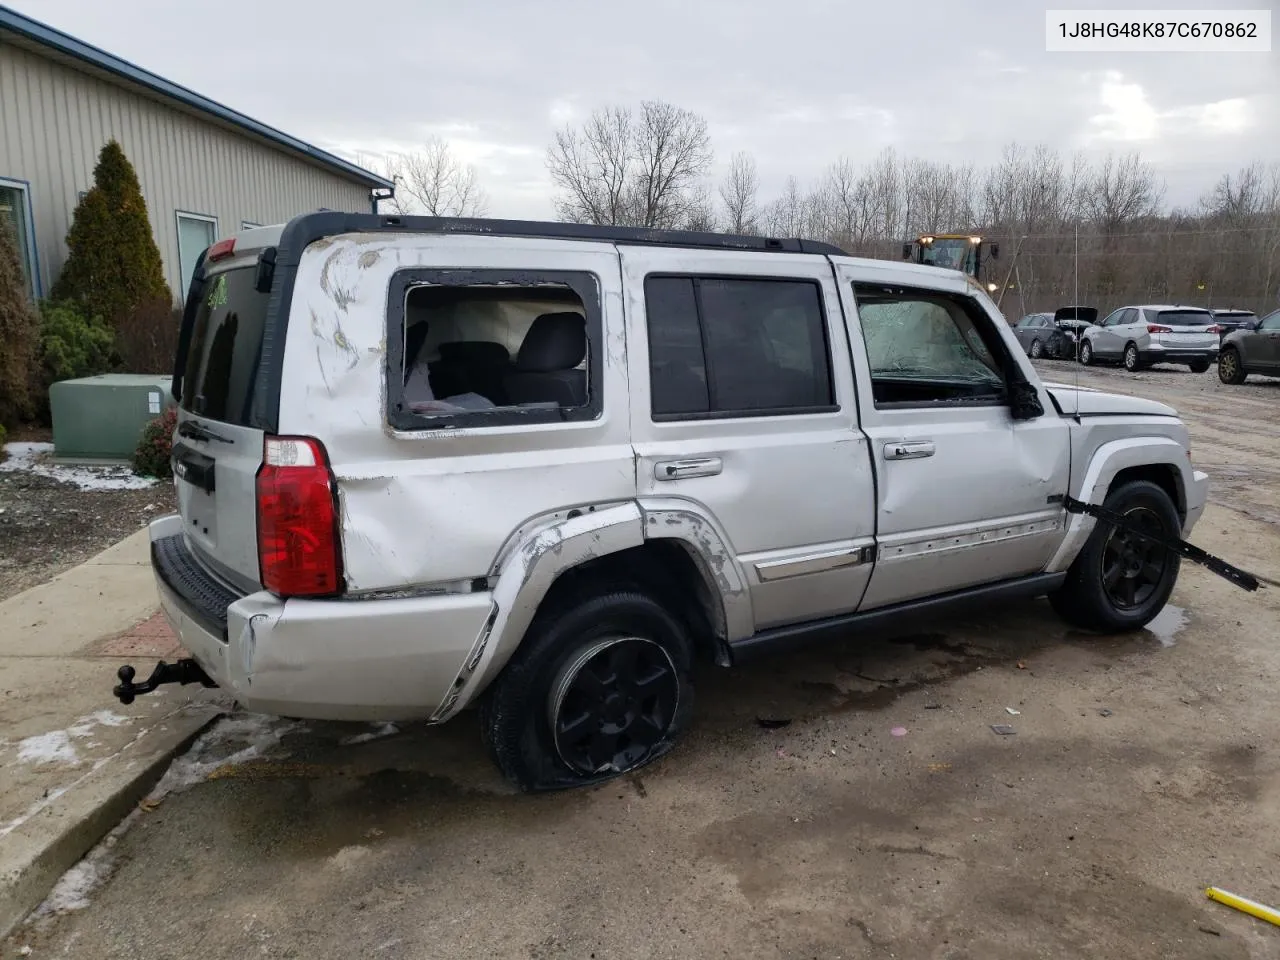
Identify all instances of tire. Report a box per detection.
[1029,339,1043,359]
[1218,347,1247,384]
[1079,340,1094,366]
[1188,359,1209,374]
[1049,480,1182,634]
[1123,343,1141,372]
[480,587,695,792]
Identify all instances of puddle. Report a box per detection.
[1143,604,1188,647]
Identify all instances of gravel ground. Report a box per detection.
[7,363,1280,960]
[0,431,176,601]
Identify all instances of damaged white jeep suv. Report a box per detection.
[129,213,1208,791]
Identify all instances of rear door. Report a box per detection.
[1146,307,1218,352]
[172,244,274,593]
[622,246,877,631]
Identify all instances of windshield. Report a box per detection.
[180,267,270,425]
[920,237,978,274]
[1155,310,1214,328]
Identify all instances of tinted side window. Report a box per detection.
[1260,311,1280,331]
[645,276,835,418]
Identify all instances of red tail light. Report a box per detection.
[256,436,343,597]
[1146,324,1172,333]
[1206,324,1222,333]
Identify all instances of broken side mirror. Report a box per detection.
[1008,381,1044,421]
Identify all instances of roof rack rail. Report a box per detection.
[273,212,849,265]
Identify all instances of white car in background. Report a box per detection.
[1078,304,1221,373]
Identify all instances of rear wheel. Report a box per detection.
[1029,339,1043,359]
[1123,343,1141,372]
[1049,480,1181,633]
[1079,340,1094,366]
[1218,347,1247,384]
[1188,359,1209,374]
[480,587,695,791]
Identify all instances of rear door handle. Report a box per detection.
[884,441,935,461]
[656,457,723,481]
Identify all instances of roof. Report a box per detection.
[0,4,393,190]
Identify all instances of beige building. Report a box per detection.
[0,4,392,304]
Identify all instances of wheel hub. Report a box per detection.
[548,636,679,775]
[1101,508,1170,610]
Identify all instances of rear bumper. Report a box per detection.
[148,515,494,722]
[1143,343,1218,363]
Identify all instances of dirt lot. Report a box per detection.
[7,363,1280,960]
[0,430,177,601]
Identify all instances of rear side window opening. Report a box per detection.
[384,269,603,431]
[179,266,271,426]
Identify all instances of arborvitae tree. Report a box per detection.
[0,220,40,427]
[51,139,172,329]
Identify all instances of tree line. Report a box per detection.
[378,100,1280,317]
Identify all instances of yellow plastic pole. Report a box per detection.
[1206,886,1280,928]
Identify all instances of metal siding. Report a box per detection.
[0,37,372,300]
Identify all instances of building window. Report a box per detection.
[175,211,217,303]
[0,177,39,299]
[645,275,836,419]
[240,220,261,230]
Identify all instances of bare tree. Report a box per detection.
[385,137,489,217]
[547,100,713,228]
[1083,152,1164,233]
[718,151,760,234]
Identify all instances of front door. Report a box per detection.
[621,246,877,632]
[1093,308,1134,358]
[832,262,1072,610]
[1250,311,1280,372]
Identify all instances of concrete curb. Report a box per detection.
[0,703,225,940]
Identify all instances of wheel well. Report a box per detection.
[1109,464,1185,521]
[532,542,729,667]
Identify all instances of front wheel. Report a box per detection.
[1079,340,1094,366]
[1049,480,1182,633]
[1029,339,1043,359]
[1218,348,1247,384]
[480,588,695,791]
[1123,343,1141,372]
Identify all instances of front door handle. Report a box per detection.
[656,457,723,481]
[884,441,935,461]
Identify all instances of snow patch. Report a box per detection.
[0,442,157,491]
[16,730,79,765]
[340,722,399,746]
[28,810,139,922]
[145,712,306,801]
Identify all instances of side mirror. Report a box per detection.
[902,243,913,260]
[989,242,1000,259]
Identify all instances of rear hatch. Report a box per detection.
[171,236,276,594]
[1149,308,1219,348]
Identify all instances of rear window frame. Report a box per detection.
[1154,309,1214,327]
[383,267,605,433]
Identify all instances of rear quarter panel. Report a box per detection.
[275,232,634,593]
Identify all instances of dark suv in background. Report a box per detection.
[1218,309,1280,384]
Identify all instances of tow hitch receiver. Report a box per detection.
[113,659,218,705]
[1063,496,1260,592]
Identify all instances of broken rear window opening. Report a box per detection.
[853,285,1011,408]
[384,269,603,432]
[180,267,271,426]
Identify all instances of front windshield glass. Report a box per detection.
[921,237,978,274]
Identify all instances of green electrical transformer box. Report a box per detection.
[49,374,175,462]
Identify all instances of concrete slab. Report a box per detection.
[83,529,151,567]
[0,702,223,940]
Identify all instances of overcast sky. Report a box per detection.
[13,0,1280,219]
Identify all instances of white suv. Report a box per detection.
[126,214,1208,792]
[1079,304,1221,372]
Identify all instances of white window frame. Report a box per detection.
[0,176,41,299]
[175,210,218,304]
